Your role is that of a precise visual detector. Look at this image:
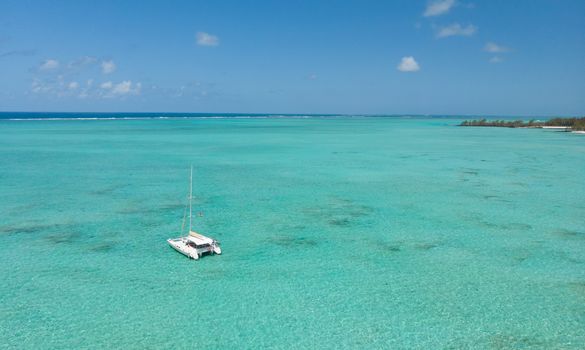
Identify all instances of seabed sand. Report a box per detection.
[0,116,584,349]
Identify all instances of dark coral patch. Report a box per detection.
[568,281,585,297]
[267,235,318,247]
[117,202,185,215]
[414,243,438,251]
[490,334,548,349]
[483,195,499,200]
[89,184,126,196]
[553,228,584,238]
[0,223,71,235]
[500,223,533,231]
[46,231,81,244]
[303,197,374,228]
[379,242,402,252]
[88,241,117,252]
[328,218,351,227]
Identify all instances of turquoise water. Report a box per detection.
[0,117,584,349]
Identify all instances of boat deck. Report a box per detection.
[167,234,221,260]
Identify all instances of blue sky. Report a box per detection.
[0,0,584,116]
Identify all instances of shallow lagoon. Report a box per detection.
[0,117,584,348]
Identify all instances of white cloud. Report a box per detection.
[308,73,317,80]
[424,0,456,17]
[196,32,219,46]
[484,42,510,53]
[30,77,75,96]
[101,60,116,74]
[489,56,503,63]
[397,56,420,72]
[40,59,59,70]
[100,81,113,89]
[112,81,132,94]
[31,79,50,93]
[36,56,100,75]
[68,56,97,69]
[436,23,477,38]
[98,80,141,98]
[108,81,141,96]
[29,74,142,99]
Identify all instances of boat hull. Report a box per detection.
[167,238,199,259]
[167,237,221,260]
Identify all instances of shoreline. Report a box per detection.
[459,117,585,133]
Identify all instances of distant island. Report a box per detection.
[459,117,585,132]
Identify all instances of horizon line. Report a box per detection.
[0,111,582,119]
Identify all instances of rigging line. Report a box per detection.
[181,201,187,236]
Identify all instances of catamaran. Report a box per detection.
[167,166,221,260]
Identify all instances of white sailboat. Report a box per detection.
[167,166,221,260]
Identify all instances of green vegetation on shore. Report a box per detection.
[460,117,585,131]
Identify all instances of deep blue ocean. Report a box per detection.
[0,112,549,121]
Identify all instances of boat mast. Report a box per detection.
[189,165,193,232]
